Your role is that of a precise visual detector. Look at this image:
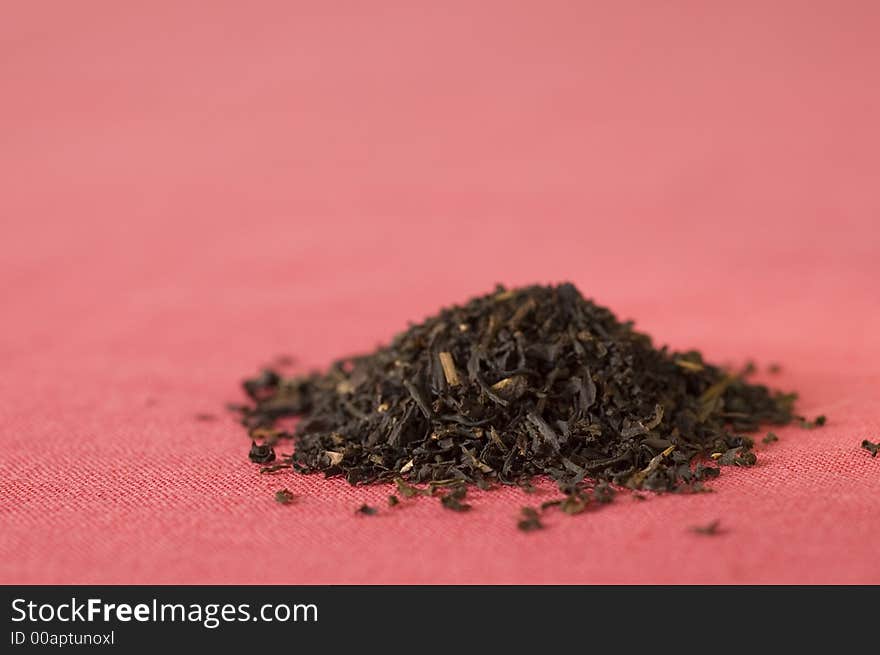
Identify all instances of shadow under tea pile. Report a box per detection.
[238,284,796,493]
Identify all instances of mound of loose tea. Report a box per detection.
[235,283,799,493]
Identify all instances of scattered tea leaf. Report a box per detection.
[517,506,543,532]
[690,519,723,535]
[439,485,471,512]
[799,415,827,429]
[274,489,295,505]
[388,495,400,507]
[356,504,378,516]
[248,441,275,464]
[861,440,879,457]
[561,493,589,515]
[762,432,779,444]
[259,463,291,474]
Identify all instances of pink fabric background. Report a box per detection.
[2,1,879,584]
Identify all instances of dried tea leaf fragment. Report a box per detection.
[395,477,429,498]
[439,485,471,512]
[260,463,291,474]
[517,507,543,532]
[690,519,723,535]
[718,447,757,467]
[248,441,276,464]
[561,493,588,515]
[438,351,461,386]
[799,415,827,429]
[762,432,779,444]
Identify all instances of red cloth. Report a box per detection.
[2,1,879,584]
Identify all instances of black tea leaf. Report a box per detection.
[233,284,805,518]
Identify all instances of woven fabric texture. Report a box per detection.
[2,2,879,584]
